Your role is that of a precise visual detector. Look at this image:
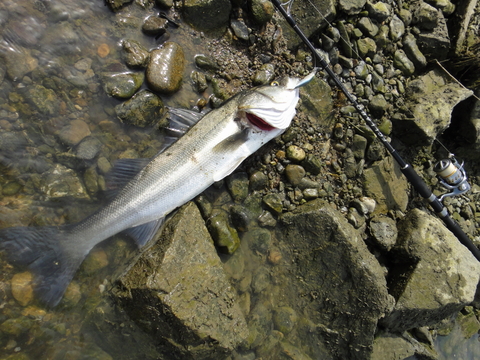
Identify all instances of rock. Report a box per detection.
[273,306,297,334]
[115,90,164,127]
[102,72,144,99]
[395,69,473,145]
[301,154,322,175]
[246,227,272,255]
[366,0,391,21]
[263,193,283,215]
[226,172,249,203]
[370,331,433,360]
[114,202,248,359]
[253,63,275,86]
[249,0,275,25]
[11,271,34,306]
[286,145,306,162]
[249,171,268,191]
[258,210,277,227]
[229,205,250,232]
[207,209,240,254]
[279,0,336,50]
[0,131,28,152]
[411,0,439,30]
[105,0,133,11]
[357,37,377,58]
[369,215,398,251]
[122,39,150,68]
[142,16,167,36]
[285,164,306,186]
[403,33,427,70]
[3,46,38,81]
[352,134,367,159]
[58,119,91,146]
[76,136,103,160]
[230,19,249,41]
[40,164,89,199]
[393,49,415,76]
[278,199,392,360]
[181,0,231,31]
[382,209,480,332]
[389,15,405,41]
[368,94,388,115]
[357,17,379,37]
[25,84,61,115]
[194,54,219,71]
[416,11,450,61]
[362,156,409,214]
[338,0,366,15]
[146,42,185,94]
[299,77,334,129]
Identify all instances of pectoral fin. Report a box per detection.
[211,129,250,182]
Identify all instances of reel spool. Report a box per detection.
[434,156,471,201]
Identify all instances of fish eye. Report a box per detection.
[270,81,279,86]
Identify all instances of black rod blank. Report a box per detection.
[271,0,480,262]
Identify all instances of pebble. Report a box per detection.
[206,209,240,254]
[97,43,110,58]
[122,39,150,68]
[142,16,167,36]
[273,306,297,334]
[115,90,164,127]
[263,193,283,215]
[249,171,268,191]
[102,71,144,99]
[258,210,277,227]
[285,165,306,186]
[393,49,416,76]
[146,42,185,94]
[301,154,322,175]
[368,94,388,115]
[366,1,391,21]
[253,63,275,85]
[286,145,306,162]
[58,119,91,146]
[246,227,272,255]
[249,0,274,24]
[11,271,34,306]
[226,172,249,203]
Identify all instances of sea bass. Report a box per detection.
[0,74,313,307]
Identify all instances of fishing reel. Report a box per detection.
[434,155,471,202]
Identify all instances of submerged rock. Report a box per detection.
[114,202,248,359]
[115,90,164,127]
[146,42,185,94]
[382,209,480,333]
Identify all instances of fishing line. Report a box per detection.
[270,0,480,262]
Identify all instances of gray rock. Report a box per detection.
[122,39,150,68]
[194,54,219,71]
[263,193,283,215]
[115,90,164,127]
[352,134,368,159]
[246,227,272,255]
[368,94,388,115]
[343,148,357,178]
[354,61,369,80]
[142,16,167,36]
[24,84,61,116]
[105,0,133,11]
[299,77,333,128]
[362,156,409,213]
[416,12,450,61]
[75,136,103,160]
[3,46,38,81]
[146,42,185,94]
[40,164,89,199]
[371,71,385,93]
[369,215,398,251]
[357,37,377,58]
[301,154,322,175]
[393,49,415,76]
[191,71,208,93]
[370,331,434,360]
[398,8,413,26]
[411,0,439,30]
[374,24,390,49]
[389,15,405,41]
[403,33,427,70]
[258,210,277,227]
[249,171,268,191]
[395,69,473,145]
[357,17,379,37]
[278,199,392,360]
[182,0,231,31]
[114,202,248,359]
[337,21,353,58]
[338,0,366,15]
[249,0,274,24]
[382,209,480,332]
[230,19,249,41]
[102,72,144,99]
[366,0,391,21]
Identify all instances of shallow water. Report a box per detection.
[0,1,479,360]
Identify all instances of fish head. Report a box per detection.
[238,72,315,131]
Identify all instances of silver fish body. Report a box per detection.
[0,75,311,306]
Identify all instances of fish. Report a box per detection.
[0,73,314,307]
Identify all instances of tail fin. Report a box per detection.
[0,226,85,307]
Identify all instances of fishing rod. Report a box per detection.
[270,0,480,262]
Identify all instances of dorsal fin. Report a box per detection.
[164,107,206,136]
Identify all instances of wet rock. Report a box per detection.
[102,72,144,99]
[25,84,61,115]
[252,267,270,293]
[3,46,38,81]
[253,63,275,86]
[122,39,150,68]
[362,156,409,213]
[369,215,398,251]
[393,49,415,76]
[40,164,89,199]
[83,166,99,195]
[246,227,272,255]
[263,193,283,215]
[231,19,249,41]
[115,90,164,127]
[0,317,34,337]
[249,171,268,191]
[105,0,133,11]
[75,136,103,160]
[11,271,34,307]
[142,16,167,36]
[258,210,277,227]
[226,172,249,203]
[249,0,275,25]
[382,209,480,332]
[114,202,248,359]
[402,33,427,70]
[229,205,250,232]
[278,199,392,360]
[194,54,219,71]
[338,0,366,15]
[146,42,185,94]
[395,69,473,145]
[3,181,22,196]
[0,131,28,151]
[285,164,306,186]
[182,0,231,31]
[207,209,241,254]
[58,119,91,146]
[191,71,208,93]
[273,306,297,334]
